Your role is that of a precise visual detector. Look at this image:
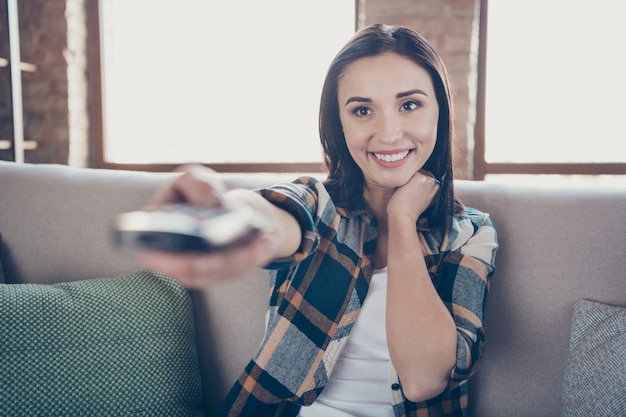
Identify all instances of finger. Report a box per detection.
[173,164,215,174]
[148,166,226,208]
[139,250,228,288]
[139,233,278,289]
[417,169,435,182]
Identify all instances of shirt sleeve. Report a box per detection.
[440,207,498,388]
[255,176,322,269]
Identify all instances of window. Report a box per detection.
[90,0,356,172]
[475,0,626,183]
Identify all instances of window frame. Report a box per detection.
[473,0,626,180]
[87,0,359,173]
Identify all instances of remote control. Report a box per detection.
[113,204,266,253]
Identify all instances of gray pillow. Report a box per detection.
[560,299,626,417]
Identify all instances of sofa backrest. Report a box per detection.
[1,161,625,416]
[457,180,626,416]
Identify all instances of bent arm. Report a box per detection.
[386,216,457,403]
[387,211,498,402]
[442,214,497,386]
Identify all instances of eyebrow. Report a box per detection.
[397,89,428,99]
[344,96,371,106]
[344,89,429,106]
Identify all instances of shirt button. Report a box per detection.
[391,383,401,391]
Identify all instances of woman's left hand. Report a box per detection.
[386,170,440,221]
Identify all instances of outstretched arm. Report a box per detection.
[138,165,301,288]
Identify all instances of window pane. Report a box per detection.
[100,0,355,164]
[485,1,626,163]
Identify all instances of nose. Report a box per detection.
[377,111,403,144]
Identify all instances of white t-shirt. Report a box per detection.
[298,267,395,417]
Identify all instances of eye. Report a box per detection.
[352,106,373,117]
[400,100,421,112]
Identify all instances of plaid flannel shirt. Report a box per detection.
[217,176,498,417]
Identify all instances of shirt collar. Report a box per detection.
[336,206,433,232]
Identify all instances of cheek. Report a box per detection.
[408,123,438,150]
[416,111,439,145]
[410,118,439,163]
[341,119,366,152]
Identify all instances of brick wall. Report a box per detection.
[0,0,479,178]
[363,0,479,179]
[1,0,69,163]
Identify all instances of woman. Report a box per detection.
[140,24,498,417]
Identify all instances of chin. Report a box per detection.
[374,173,414,189]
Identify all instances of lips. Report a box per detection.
[370,149,414,165]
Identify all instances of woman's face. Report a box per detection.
[337,52,439,190]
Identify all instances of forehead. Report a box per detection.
[338,52,435,97]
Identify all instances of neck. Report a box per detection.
[363,185,395,224]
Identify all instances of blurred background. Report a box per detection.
[1,0,624,184]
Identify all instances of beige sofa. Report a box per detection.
[1,160,624,417]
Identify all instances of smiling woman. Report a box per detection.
[133,24,498,417]
[337,52,439,190]
[94,0,355,170]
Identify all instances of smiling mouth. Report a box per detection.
[372,150,412,162]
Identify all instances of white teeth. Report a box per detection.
[373,150,410,162]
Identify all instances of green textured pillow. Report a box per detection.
[560,299,626,417]
[0,269,204,417]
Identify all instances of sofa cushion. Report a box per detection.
[0,269,204,417]
[0,233,5,284]
[560,299,626,417]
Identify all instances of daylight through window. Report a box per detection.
[484,0,626,165]
[99,0,355,165]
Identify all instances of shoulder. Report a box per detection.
[455,206,495,232]
[447,206,498,266]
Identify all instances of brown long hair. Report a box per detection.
[319,23,463,231]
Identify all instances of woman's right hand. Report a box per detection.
[145,164,227,209]
[137,165,282,289]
